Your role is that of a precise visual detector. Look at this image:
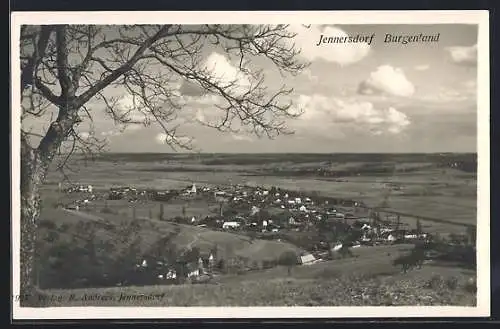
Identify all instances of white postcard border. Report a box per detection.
[10,10,490,319]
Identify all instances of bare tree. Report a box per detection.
[18,24,308,301]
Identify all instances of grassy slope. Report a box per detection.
[38,244,476,307]
[38,208,302,262]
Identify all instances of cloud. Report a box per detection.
[301,68,319,82]
[155,132,193,146]
[231,134,254,142]
[115,94,151,124]
[287,25,371,66]
[79,132,91,140]
[358,65,415,97]
[292,94,411,136]
[418,87,472,104]
[201,52,252,96]
[446,44,477,66]
[177,51,253,111]
[464,79,477,90]
[100,130,119,137]
[414,64,430,71]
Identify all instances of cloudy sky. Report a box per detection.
[24,24,479,153]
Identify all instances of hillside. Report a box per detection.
[36,207,304,291]
[36,257,476,307]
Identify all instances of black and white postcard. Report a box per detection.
[11,10,490,319]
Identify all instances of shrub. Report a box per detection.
[58,223,71,232]
[426,274,446,290]
[278,250,298,276]
[38,219,57,230]
[463,277,477,293]
[100,206,116,214]
[446,277,459,290]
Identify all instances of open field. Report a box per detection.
[44,153,477,234]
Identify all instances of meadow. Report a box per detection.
[45,152,477,234]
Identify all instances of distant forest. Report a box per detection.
[93,152,477,166]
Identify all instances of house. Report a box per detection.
[386,234,397,243]
[188,268,200,278]
[332,243,343,252]
[222,221,240,229]
[299,253,317,265]
[165,269,177,280]
[299,205,308,212]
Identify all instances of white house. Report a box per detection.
[295,197,302,204]
[188,269,200,278]
[186,184,197,194]
[332,243,343,251]
[287,200,296,205]
[299,253,316,265]
[262,220,268,228]
[361,224,371,231]
[299,205,308,212]
[166,269,177,280]
[222,221,240,229]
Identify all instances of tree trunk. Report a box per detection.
[20,146,48,306]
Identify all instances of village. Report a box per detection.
[50,179,451,288]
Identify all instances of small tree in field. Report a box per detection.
[466,226,476,246]
[181,205,187,219]
[159,203,165,221]
[18,24,308,302]
[279,250,298,276]
[416,218,422,236]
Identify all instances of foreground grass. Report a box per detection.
[34,265,475,307]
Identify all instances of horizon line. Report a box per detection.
[68,151,478,155]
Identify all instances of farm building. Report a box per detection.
[299,253,317,265]
[222,221,240,229]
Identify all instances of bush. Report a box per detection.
[426,274,446,290]
[101,207,116,214]
[38,219,57,230]
[58,223,71,232]
[463,277,477,293]
[446,277,459,290]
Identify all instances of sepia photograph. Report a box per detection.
[11,10,490,319]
